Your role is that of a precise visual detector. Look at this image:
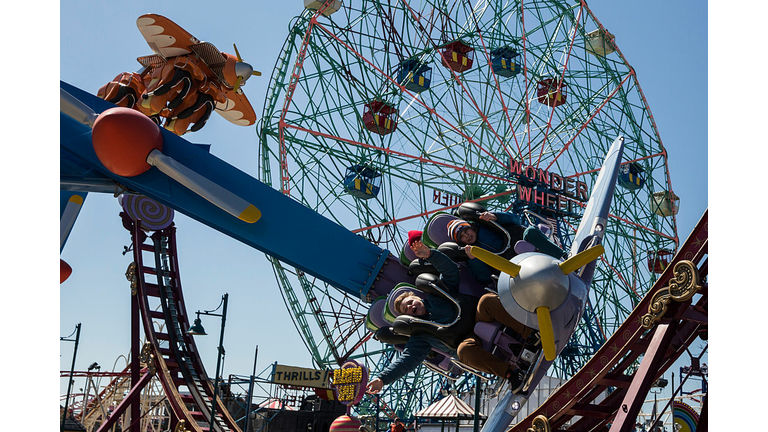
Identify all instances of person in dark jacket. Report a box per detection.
[448,210,565,284]
[366,234,462,394]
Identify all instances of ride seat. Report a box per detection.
[382,283,426,324]
[399,241,418,267]
[365,296,389,333]
[473,321,522,354]
[422,212,458,248]
[400,243,442,277]
[513,223,565,258]
[375,283,465,376]
[427,348,458,372]
[514,240,536,255]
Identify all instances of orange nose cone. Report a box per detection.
[61,259,72,283]
[92,107,163,177]
[222,53,239,88]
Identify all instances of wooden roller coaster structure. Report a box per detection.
[510,209,708,432]
[96,215,242,432]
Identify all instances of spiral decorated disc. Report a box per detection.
[120,194,175,231]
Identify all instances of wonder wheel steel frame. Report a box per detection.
[258,0,677,418]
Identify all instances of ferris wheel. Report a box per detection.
[258,0,678,416]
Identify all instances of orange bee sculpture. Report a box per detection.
[97,13,260,135]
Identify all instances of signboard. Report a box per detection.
[509,158,588,216]
[430,159,590,218]
[330,360,368,406]
[271,364,331,389]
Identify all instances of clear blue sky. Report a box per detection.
[12,0,735,427]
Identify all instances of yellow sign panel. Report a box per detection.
[271,364,330,388]
[332,366,364,402]
[333,366,363,384]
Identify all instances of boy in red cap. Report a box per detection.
[366,230,463,394]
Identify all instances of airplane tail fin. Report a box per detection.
[568,136,625,284]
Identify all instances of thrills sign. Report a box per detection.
[271,364,331,388]
[510,159,588,215]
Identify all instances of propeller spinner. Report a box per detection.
[231,44,261,93]
[469,244,605,361]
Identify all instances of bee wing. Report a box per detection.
[136,14,199,59]
[215,88,257,126]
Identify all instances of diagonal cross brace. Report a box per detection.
[95,369,155,432]
[608,322,678,432]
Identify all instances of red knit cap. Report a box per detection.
[407,230,422,246]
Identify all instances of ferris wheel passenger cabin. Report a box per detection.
[398,59,432,93]
[303,0,342,17]
[441,40,474,73]
[490,46,521,78]
[362,100,398,135]
[650,190,680,217]
[343,164,382,200]
[584,28,616,57]
[618,162,645,191]
[647,249,674,274]
[537,77,567,107]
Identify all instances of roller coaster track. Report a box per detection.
[73,367,131,426]
[101,219,242,432]
[510,209,708,432]
[75,367,171,432]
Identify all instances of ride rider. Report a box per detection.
[446,204,565,285]
[366,232,471,394]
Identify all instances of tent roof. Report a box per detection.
[415,394,485,420]
[262,398,297,411]
[62,416,87,432]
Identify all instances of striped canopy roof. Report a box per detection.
[415,394,485,420]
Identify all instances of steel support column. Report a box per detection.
[609,322,678,432]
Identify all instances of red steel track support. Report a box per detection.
[509,209,708,432]
[121,217,242,432]
[608,322,679,432]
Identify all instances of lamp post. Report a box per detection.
[244,345,258,432]
[61,323,81,432]
[649,376,668,432]
[187,293,229,432]
[473,376,482,432]
[82,362,101,418]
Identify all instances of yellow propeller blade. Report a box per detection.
[233,43,243,61]
[252,71,262,76]
[559,244,605,275]
[469,246,521,277]
[233,76,243,94]
[536,306,557,361]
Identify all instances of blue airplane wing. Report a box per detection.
[60,81,390,299]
